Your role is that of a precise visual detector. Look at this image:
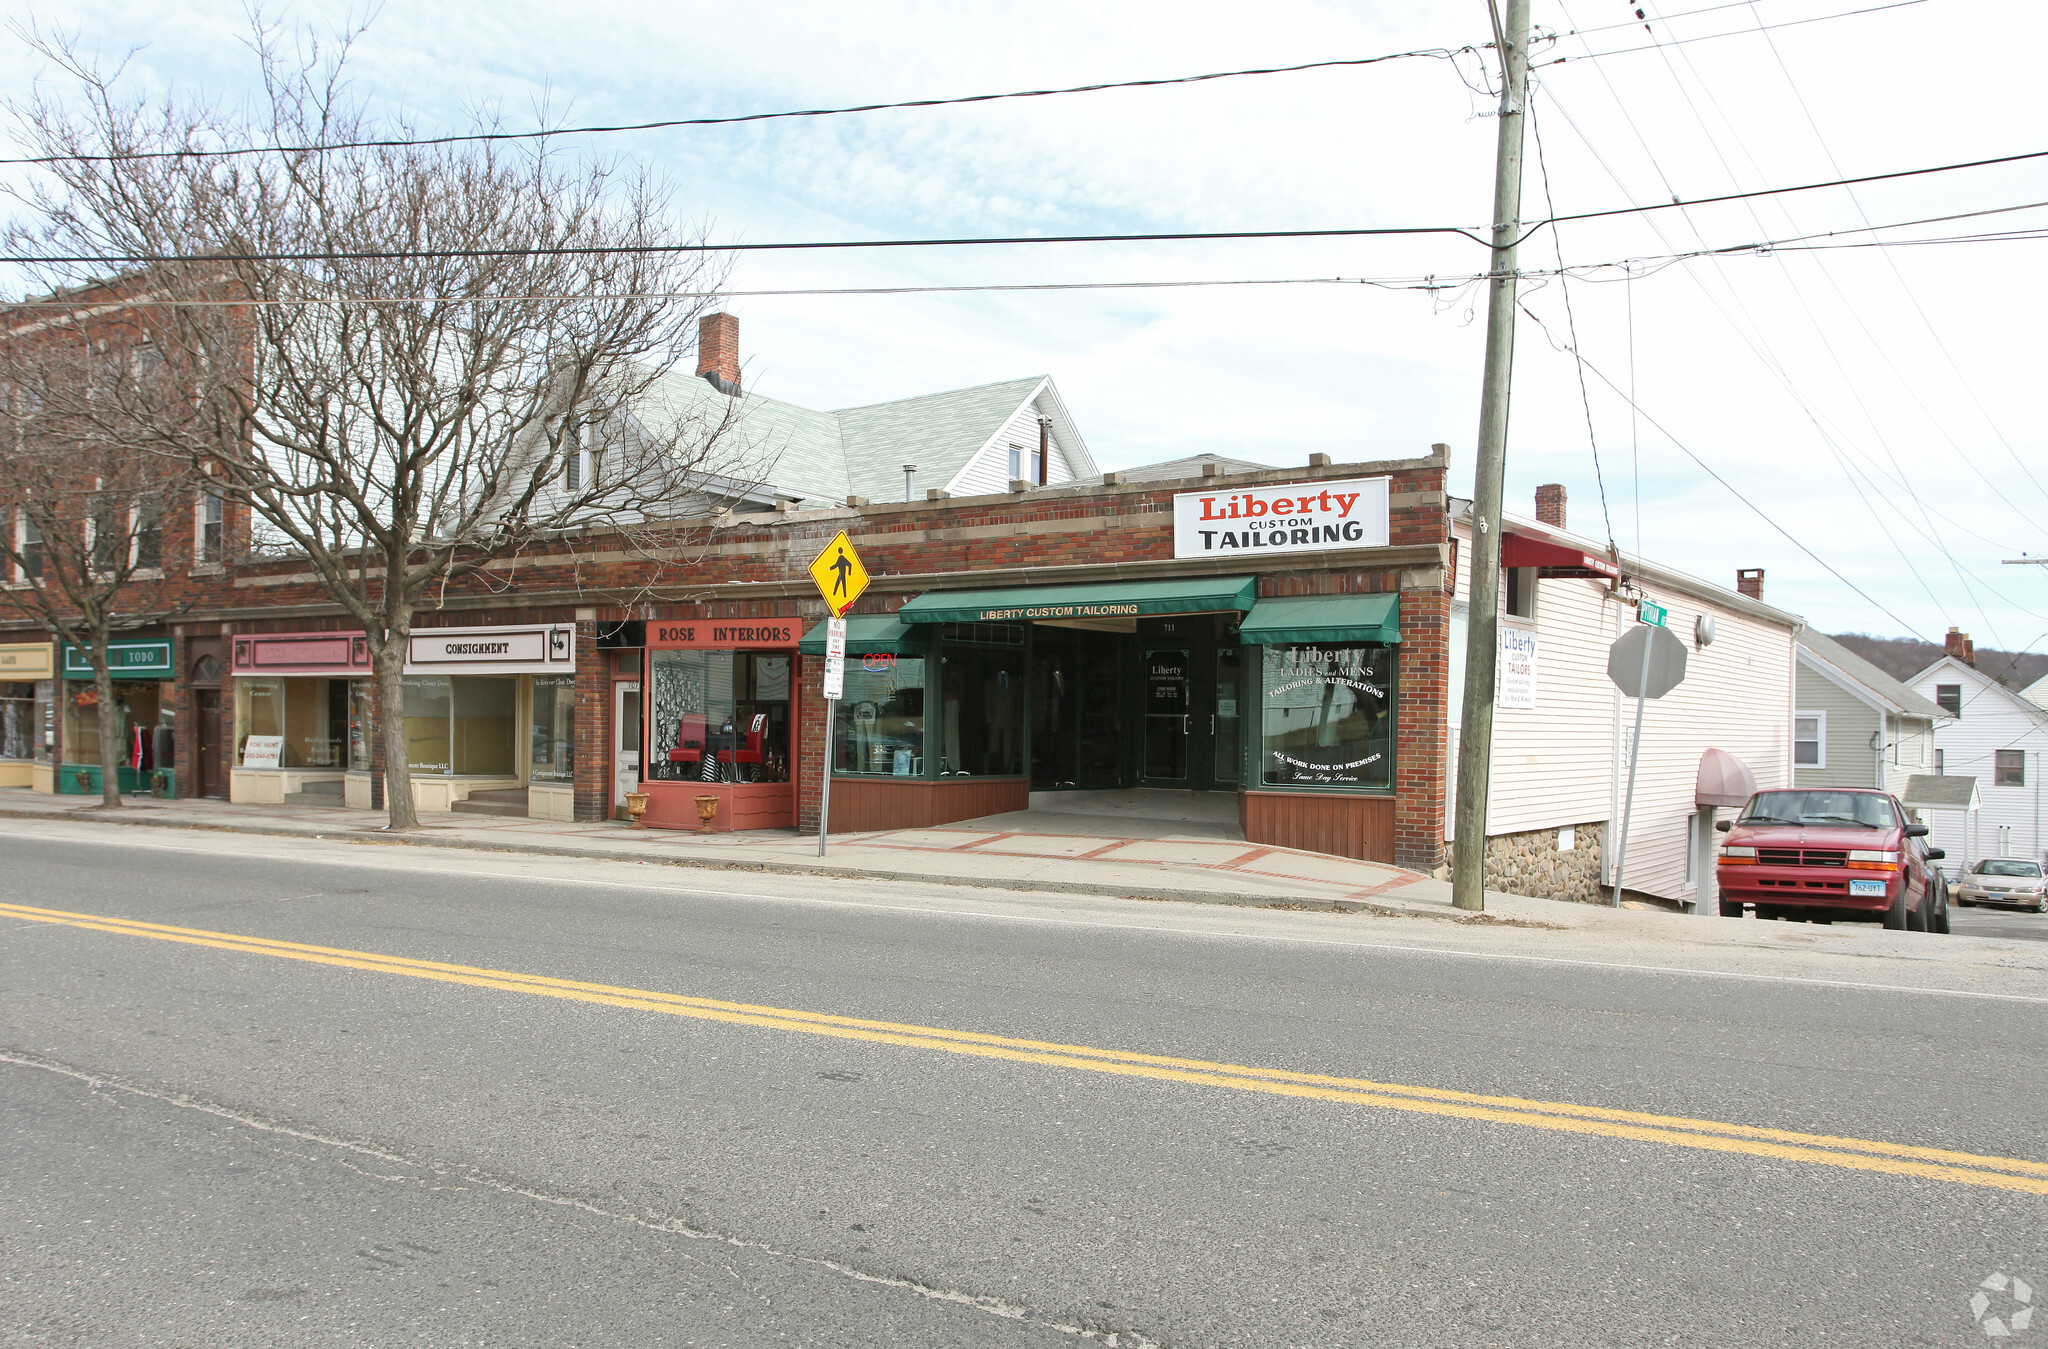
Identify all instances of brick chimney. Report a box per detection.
[1945,627,1976,666]
[1534,483,1566,529]
[697,312,740,393]
[1736,568,1764,600]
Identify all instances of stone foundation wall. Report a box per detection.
[1485,822,1608,905]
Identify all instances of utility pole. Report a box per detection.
[1452,0,1532,912]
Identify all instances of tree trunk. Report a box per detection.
[91,647,122,808]
[373,633,419,831]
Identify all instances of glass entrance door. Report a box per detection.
[1212,647,1241,786]
[1142,648,1189,783]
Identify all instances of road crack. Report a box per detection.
[2,1047,1163,1348]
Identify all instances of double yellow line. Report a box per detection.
[7,898,2046,1195]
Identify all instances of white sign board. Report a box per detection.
[822,617,847,700]
[242,734,284,769]
[1172,476,1390,561]
[1498,627,1538,709]
[405,625,575,675]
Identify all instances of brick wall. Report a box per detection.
[573,621,609,821]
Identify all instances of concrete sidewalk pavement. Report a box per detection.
[0,787,1555,925]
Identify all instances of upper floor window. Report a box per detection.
[1793,713,1824,767]
[1007,444,1022,480]
[133,497,162,570]
[198,490,225,563]
[15,512,40,581]
[1996,749,2025,787]
[1504,567,1536,620]
[1935,684,1962,718]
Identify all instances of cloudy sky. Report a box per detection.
[6,0,2045,648]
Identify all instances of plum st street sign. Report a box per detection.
[1607,622,1690,907]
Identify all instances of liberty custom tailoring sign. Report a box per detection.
[1172,477,1390,560]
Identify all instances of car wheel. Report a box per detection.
[1718,900,1745,918]
[1933,898,1951,935]
[1906,896,1928,932]
[2035,898,2047,915]
[1883,887,1910,931]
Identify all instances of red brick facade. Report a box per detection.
[2,449,1452,869]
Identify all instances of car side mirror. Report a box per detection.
[1716,819,1734,832]
[1925,849,1945,861]
[1904,823,1929,837]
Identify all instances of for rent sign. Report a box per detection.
[1172,476,1390,560]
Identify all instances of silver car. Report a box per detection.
[1954,858,2047,911]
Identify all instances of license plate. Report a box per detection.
[1849,878,1888,897]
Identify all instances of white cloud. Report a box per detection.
[6,0,2046,646]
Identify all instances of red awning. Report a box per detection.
[1695,748,1758,808]
[1500,533,1621,580]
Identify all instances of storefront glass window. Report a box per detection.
[835,656,926,776]
[1258,643,1394,789]
[1,681,35,760]
[648,650,791,782]
[348,680,372,772]
[402,675,452,773]
[452,676,516,776]
[65,680,169,769]
[34,681,54,762]
[529,675,576,783]
[234,676,347,767]
[940,644,1024,777]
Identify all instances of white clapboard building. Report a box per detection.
[1447,485,1801,908]
[1910,640,2048,867]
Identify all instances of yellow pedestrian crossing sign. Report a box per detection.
[807,530,870,618]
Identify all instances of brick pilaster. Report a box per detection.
[573,621,611,821]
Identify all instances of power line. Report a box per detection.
[9,144,2044,268]
[0,49,1477,167]
[1537,0,1927,67]
[1515,302,1931,641]
[0,0,1833,169]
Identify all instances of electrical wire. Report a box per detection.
[0,49,1478,167]
[9,144,2044,268]
[1515,302,1931,641]
[1529,92,1616,551]
[0,0,1842,169]
[1537,0,1927,66]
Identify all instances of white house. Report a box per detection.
[1448,484,1800,909]
[1910,639,2048,867]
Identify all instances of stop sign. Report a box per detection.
[1608,623,1688,699]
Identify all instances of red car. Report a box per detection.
[1715,788,1948,931]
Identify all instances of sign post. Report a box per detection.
[1606,615,1689,906]
[807,532,870,857]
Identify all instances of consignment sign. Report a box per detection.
[1172,476,1390,560]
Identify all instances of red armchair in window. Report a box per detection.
[667,714,707,773]
[718,713,769,781]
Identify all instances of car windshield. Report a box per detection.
[1739,791,1898,829]
[1976,860,2043,877]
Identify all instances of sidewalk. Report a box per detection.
[0,787,1567,926]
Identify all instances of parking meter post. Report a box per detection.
[1611,629,1655,907]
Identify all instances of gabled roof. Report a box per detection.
[1906,655,2048,724]
[633,367,1075,508]
[2025,673,2048,710]
[1798,632,1950,720]
[837,376,1047,504]
[1902,774,1979,811]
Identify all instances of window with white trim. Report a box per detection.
[197,489,224,563]
[1794,711,1825,767]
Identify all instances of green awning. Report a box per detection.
[896,575,1257,625]
[798,613,929,655]
[1238,593,1400,646]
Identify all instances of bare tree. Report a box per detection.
[5,20,758,829]
[0,299,197,806]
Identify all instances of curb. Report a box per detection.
[0,806,1510,924]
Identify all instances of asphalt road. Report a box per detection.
[1950,901,2048,942]
[5,822,2045,1348]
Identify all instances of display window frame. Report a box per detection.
[1248,640,1398,795]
